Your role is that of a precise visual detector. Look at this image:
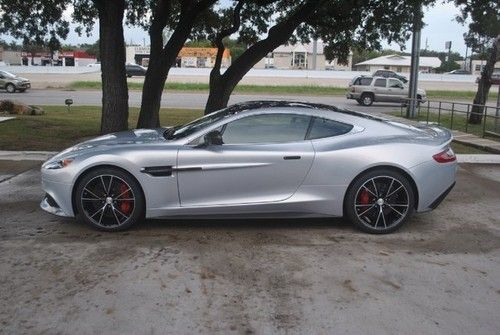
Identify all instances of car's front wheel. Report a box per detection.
[5,83,16,93]
[345,169,415,234]
[74,167,145,231]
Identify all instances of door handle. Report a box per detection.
[283,156,301,160]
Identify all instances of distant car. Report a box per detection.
[347,76,426,106]
[0,70,31,93]
[372,69,408,84]
[40,101,457,234]
[125,64,147,77]
[475,72,500,85]
[86,62,101,68]
[446,69,471,75]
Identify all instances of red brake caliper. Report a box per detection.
[119,183,132,215]
[359,189,370,205]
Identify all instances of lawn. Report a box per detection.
[0,106,202,151]
[69,81,496,100]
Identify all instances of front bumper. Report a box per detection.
[15,82,31,89]
[40,194,71,217]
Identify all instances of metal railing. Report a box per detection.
[398,98,500,139]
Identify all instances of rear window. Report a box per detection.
[307,117,354,140]
[353,77,373,86]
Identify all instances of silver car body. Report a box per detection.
[41,102,456,220]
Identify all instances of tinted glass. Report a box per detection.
[222,114,311,144]
[374,78,386,87]
[307,117,353,140]
[354,77,373,86]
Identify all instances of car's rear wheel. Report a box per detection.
[6,83,15,93]
[74,167,144,231]
[360,93,373,106]
[345,169,415,234]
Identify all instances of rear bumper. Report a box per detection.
[428,182,455,209]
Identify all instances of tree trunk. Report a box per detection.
[95,0,129,134]
[204,0,320,114]
[469,34,500,124]
[137,0,216,128]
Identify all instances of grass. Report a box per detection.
[450,142,492,154]
[0,106,202,151]
[69,81,496,100]
[389,109,499,139]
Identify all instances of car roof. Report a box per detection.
[222,100,386,123]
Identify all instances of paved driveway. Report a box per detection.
[0,163,499,334]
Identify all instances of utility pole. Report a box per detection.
[312,39,318,70]
[407,4,423,118]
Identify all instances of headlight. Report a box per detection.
[44,158,74,170]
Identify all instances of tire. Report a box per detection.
[344,169,415,234]
[360,93,374,106]
[5,83,16,93]
[74,167,145,231]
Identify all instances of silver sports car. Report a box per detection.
[41,101,457,234]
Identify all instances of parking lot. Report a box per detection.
[1,162,499,334]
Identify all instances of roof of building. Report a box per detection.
[355,54,441,68]
[274,41,325,55]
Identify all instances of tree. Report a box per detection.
[80,40,101,60]
[73,0,149,134]
[204,0,432,114]
[455,0,500,124]
[136,0,218,129]
[0,0,70,48]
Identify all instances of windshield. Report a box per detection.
[164,105,240,140]
[0,71,16,79]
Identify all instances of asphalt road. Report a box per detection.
[0,89,407,114]
[1,161,499,334]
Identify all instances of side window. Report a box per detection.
[222,114,311,144]
[354,77,373,86]
[374,78,386,87]
[388,79,403,88]
[307,117,354,140]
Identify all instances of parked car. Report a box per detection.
[347,76,426,106]
[446,69,471,75]
[86,62,101,68]
[475,72,500,85]
[0,70,31,93]
[40,101,457,234]
[125,64,147,77]
[372,69,408,83]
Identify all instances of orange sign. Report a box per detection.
[178,47,231,59]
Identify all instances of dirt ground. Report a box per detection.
[0,162,499,335]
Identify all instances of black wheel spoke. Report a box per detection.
[81,175,135,228]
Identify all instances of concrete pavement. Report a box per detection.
[0,162,499,334]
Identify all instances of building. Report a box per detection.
[253,41,353,70]
[456,59,500,76]
[0,47,22,65]
[354,54,441,73]
[125,45,231,68]
[20,50,96,66]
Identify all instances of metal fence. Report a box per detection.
[398,98,500,139]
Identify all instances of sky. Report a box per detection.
[1,2,471,56]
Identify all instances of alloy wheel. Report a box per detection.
[80,174,135,228]
[354,176,410,230]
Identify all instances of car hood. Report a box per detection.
[13,76,30,82]
[50,128,168,160]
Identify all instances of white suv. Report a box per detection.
[346,76,426,106]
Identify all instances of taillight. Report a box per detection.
[433,148,456,163]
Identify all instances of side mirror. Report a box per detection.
[204,130,223,146]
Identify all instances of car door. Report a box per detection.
[177,113,315,207]
[387,78,406,102]
[372,78,388,102]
